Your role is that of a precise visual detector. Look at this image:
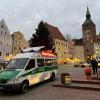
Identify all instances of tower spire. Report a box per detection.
[86,6,91,19]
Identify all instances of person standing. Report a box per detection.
[91,58,98,75]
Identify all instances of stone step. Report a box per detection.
[53,83,100,91]
[71,79,100,85]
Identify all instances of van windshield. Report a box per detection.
[6,58,29,69]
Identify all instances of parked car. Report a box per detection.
[74,62,91,68]
[79,62,91,68]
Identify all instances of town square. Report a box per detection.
[0,0,100,100]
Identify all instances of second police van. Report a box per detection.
[0,46,58,93]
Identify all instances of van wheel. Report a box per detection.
[20,81,29,93]
[50,73,55,81]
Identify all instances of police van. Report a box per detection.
[0,46,58,93]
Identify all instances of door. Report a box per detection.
[25,59,36,85]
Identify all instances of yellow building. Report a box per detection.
[55,39,68,58]
[45,23,68,63]
[12,31,29,56]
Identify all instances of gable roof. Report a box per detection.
[0,19,10,33]
[45,23,66,41]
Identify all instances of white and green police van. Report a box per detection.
[0,47,58,93]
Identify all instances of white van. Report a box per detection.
[0,47,58,93]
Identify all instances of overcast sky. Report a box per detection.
[0,0,100,40]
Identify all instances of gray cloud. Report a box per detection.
[0,0,100,40]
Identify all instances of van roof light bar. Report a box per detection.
[22,46,45,53]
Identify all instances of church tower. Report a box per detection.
[82,7,96,60]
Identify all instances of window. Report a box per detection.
[19,47,21,50]
[14,47,16,50]
[52,59,57,65]
[6,53,9,57]
[37,59,44,67]
[0,52,2,56]
[0,41,2,44]
[45,59,52,66]
[58,48,60,50]
[16,40,18,44]
[6,58,28,69]
[25,59,35,70]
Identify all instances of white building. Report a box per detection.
[0,19,12,61]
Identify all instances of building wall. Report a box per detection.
[67,39,74,58]
[94,42,100,61]
[74,45,84,62]
[54,38,68,59]
[12,31,29,56]
[0,19,12,61]
[82,25,96,59]
[21,39,29,50]
[82,8,96,60]
[12,31,24,56]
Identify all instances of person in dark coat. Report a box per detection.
[91,58,98,75]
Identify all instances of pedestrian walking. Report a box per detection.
[91,58,98,75]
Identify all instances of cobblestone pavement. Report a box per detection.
[0,65,100,100]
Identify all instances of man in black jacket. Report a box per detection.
[91,58,98,75]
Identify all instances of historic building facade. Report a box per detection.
[94,35,100,61]
[74,39,84,62]
[0,19,12,61]
[45,23,68,60]
[82,7,96,60]
[67,38,74,59]
[12,31,29,56]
